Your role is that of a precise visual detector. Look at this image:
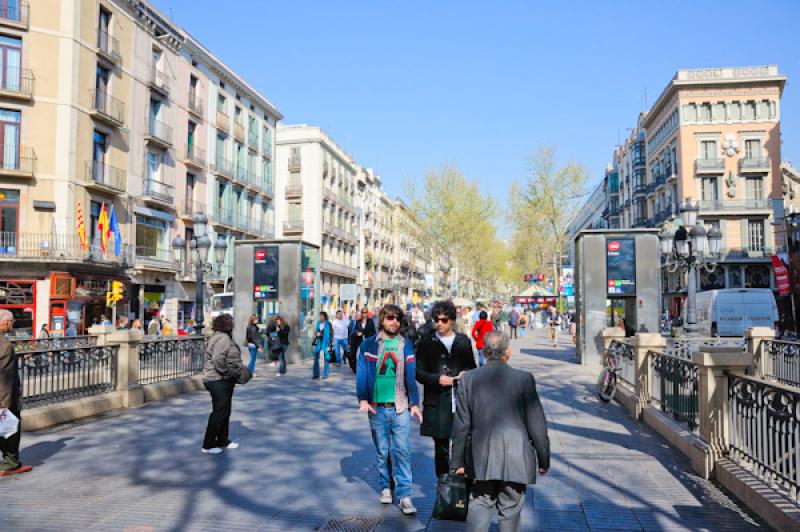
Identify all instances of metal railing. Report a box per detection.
[728,374,800,502]
[248,131,259,149]
[138,336,205,385]
[212,156,233,178]
[181,199,206,218]
[90,89,125,125]
[288,157,301,172]
[233,122,245,142]
[608,340,635,387]
[135,245,172,262]
[320,260,358,279]
[739,157,770,173]
[86,160,125,192]
[149,65,169,94]
[283,219,304,233]
[649,350,699,432]
[147,117,173,145]
[721,246,773,259]
[285,183,303,197]
[187,92,203,116]
[697,198,769,211]
[216,110,229,132]
[18,343,118,408]
[665,337,746,359]
[12,336,97,354]
[0,66,33,96]
[695,158,725,172]
[143,177,174,203]
[234,162,247,183]
[184,144,206,167]
[96,28,121,62]
[0,1,28,26]
[0,232,127,265]
[758,340,800,387]
[0,145,35,174]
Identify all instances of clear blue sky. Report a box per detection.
[154,0,800,207]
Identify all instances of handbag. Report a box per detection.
[236,365,253,385]
[326,345,337,363]
[268,334,282,353]
[432,473,469,521]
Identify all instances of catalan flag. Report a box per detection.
[97,202,110,256]
[77,201,88,251]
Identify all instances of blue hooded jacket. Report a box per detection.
[356,334,419,407]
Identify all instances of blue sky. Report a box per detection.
[154,0,800,210]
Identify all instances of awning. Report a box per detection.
[134,205,175,223]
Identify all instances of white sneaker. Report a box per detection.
[399,497,417,515]
[276,372,282,376]
[202,447,222,455]
[379,488,392,504]
[226,442,240,449]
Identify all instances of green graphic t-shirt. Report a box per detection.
[374,338,399,403]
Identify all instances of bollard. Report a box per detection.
[107,329,144,408]
[631,333,666,414]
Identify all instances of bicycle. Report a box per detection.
[596,342,621,402]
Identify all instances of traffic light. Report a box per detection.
[106,291,114,307]
[111,281,124,302]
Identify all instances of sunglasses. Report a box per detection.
[384,314,400,322]
[434,317,451,323]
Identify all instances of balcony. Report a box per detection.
[216,110,229,133]
[739,156,771,174]
[0,1,28,30]
[0,67,33,100]
[90,89,125,127]
[85,160,125,194]
[694,158,725,174]
[142,177,174,206]
[211,156,233,179]
[148,65,169,96]
[183,144,206,169]
[0,145,35,178]
[320,260,358,279]
[135,246,176,270]
[213,206,235,227]
[633,184,647,197]
[288,157,301,173]
[720,246,773,260]
[233,163,247,184]
[179,199,206,221]
[655,173,666,188]
[262,140,272,157]
[285,182,303,199]
[247,132,258,150]
[283,219,304,234]
[632,155,646,167]
[697,198,770,212]
[646,183,656,197]
[260,179,273,199]
[233,122,245,143]
[96,29,121,64]
[0,232,130,267]
[187,92,203,118]
[145,117,173,148]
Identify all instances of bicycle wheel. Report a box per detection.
[597,367,617,403]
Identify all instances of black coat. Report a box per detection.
[349,319,376,355]
[0,335,20,410]
[451,361,550,485]
[415,330,476,439]
[267,322,290,345]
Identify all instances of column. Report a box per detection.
[745,326,775,378]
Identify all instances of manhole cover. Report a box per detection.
[317,516,381,532]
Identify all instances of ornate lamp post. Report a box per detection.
[171,214,227,335]
[659,200,723,335]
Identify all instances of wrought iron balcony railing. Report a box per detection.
[0,145,35,176]
[96,28,121,63]
[694,158,725,173]
[86,160,125,192]
[738,156,770,173]
[0,66,33,98]
[90,89,125,126]
[0,1,28,28]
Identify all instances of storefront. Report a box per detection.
[0,279,36,337]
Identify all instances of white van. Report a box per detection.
[209,292,234,319]
[694,288,778,337]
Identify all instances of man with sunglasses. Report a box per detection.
[356,304,422,515]
[415,300,476,477]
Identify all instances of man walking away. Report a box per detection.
[0,309,32,476]
[508,308,519,339]
[451,331,550,532]
[416,300,476,478]
[356,304,423,515]
[547,306,561,347]
[332,310,350,367]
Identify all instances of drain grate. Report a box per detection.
[317,516,381,532]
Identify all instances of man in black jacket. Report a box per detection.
[451,330,549,532]
[349,307,376,373]
[415,300,476,477]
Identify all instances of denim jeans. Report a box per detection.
[313,349,330,378]
[247,343,258,374]
[519,326,527,337]
[277,345,287,375]
[477,348,485,367]
[368,407,412,499]
[334,338,348,364]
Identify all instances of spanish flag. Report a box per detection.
[97,202,110,255]
[77,201,88,251]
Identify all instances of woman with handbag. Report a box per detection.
[312,311,334,380]
[267,316,290,376]
[245,314,262,375]
[202,313,250,455]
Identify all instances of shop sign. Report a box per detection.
[253,246,279,300]
[772,255,791,296]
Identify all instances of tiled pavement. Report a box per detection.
[0,329,772,531]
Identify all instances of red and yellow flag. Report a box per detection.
[97,202,110,255]
[77,201,88,251]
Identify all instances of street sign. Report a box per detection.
[340,284,357,301]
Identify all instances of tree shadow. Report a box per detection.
[20,437,74,467]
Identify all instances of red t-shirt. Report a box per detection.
[471,320,494,349]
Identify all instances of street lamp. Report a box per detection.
[172,214,227,335]
[659,201,723,335]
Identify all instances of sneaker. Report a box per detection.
[201,447,223,455]
[379,488,392,504]
[312,376,320,380]
[399,497,417,515]
[276,372,282,376]
[226,442,239,449]
[0,465,32,476]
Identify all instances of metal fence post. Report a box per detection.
[107,329,144,408]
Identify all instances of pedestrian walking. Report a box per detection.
[518,312,528,338]
[131,319,143,333]
[490,306,500,330]
[267,316,290,376]
[332,310,350,367]
[147,316,160,336]
[245,314,262,375]
[356,304,422,515]
[65,322,78,337]
[0,309,31,476]
[350,307,376,373]
[416,300,476,478]
[547,306,561,347]
[313,311,334,380]
[37,323,51,339]
[202,314,248,455]
[508,308,519,339]
[498,308,508,334]
[451,331,550,532]
[471,311,494,366]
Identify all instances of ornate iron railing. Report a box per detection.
[18,344,118,408]
[649,350,699,431]
[138,336,205,385]
[608,339,635,387]
[12,336,97,354]
[665,337,746,359]
[728,374,800,502]
[758,340,800,387]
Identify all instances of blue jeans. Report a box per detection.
[247,344,258,374]
[477,348,485,367]
[334,338,348,364]
[277,345,287,375]
[368,407,412,499]
[520,326,527,337]
[313,349,330,378]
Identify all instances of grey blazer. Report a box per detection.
[451,360,550,484]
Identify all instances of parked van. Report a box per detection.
[694,288,778,337]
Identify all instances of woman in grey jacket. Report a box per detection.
[202,314,244,455]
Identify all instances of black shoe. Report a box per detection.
[312,376,320,380]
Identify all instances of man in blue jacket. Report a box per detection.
[357,304,423,515]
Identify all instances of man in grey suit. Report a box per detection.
[451,331,550,532]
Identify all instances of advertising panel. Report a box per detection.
[606,238,636,295]
[253,246,279,300]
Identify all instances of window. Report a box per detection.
[701,177,719,202]
[216,178,227,214]
[288,201,302,221]
[748,220,765,252]
[729,102,741,121]
[0,188,19,241]
[0,108,19,170]
[700,140,717,160]
[698,104,711,121]
[92,130,106,182]
[185,173,195,206]
[0,35,21,92]
[712,103,725,121]
[217,93,226,113]
[234,106,242,125]
[187,121,196,151]
[216,133,226,165]
[98,7,111,48]
[746,177,763,200]
[743,102,756,121]
[135,215,168,258]
[151,48,162,70]
[96,64,110,95]
[189,75,198,101]
[744,139,762,159]
[146,150,163,182]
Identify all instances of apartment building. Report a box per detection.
[601,65,786,315]
[358,166,397,307]
[0,1,281,336]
